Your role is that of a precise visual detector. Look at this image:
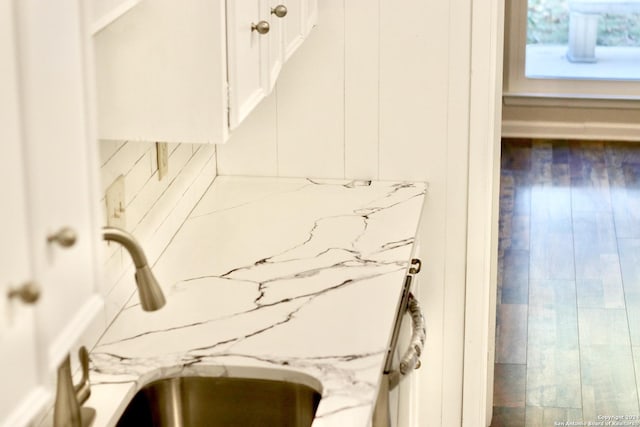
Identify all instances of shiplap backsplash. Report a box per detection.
[98,141,216,327]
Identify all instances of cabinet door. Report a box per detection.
[0,117,46,427]
[303,0,318,36]
[280,0,305,60]
[14,0,104,375]
[267,0,285,90]
[227,0,270,129]
[0,3,48,425]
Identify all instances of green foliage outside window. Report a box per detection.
[527,0,640,46]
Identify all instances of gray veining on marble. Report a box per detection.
[86,177,426,427]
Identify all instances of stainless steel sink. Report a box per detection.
[115,375,321,427]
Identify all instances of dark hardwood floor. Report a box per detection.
[492,139,640,427]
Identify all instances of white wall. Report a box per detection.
[218,0,476,424]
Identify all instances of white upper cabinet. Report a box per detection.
[304,0,317,35]
[94,1,228,144]
[93,0,317,144]
[227,0,271,129]
[265,0,285,93]
[279,0,305,60]
[14,0,104,373]
[0,3,45,425]
[1,1,104,425]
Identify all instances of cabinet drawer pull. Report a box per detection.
[251,21,270,35]
[7,281,41,304]
[271,5,288,18]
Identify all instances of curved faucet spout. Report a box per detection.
[102,226,166,311]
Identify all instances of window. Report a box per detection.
[503,0,640,100]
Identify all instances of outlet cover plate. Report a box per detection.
[105,175,126,229]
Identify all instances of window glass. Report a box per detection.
[503,0,640,99]
[525,0,640,81]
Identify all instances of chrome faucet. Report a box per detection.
[102,226,166,311]
[54,347,95,427]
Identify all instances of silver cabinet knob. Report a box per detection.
[8,281,41,304]
[251,20,270,34]
[271,5,288,18]
[47,227,77,248]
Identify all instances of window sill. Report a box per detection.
[503,93,640,110]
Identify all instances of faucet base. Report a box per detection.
[80,407,96,427]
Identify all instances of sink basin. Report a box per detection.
[115,375,321,427]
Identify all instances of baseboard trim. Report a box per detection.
[502,119,640,141]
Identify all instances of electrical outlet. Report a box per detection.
[157,142,169,180]
[105,175,126,229]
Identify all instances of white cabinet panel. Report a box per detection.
[0,3,47,424]
[15,0,103,372]
[266,0,285,90]
[304,0,318,35]
[263,0,308,89]
[1,1,104,425]
[227,0,270,129]
[0,138,46,427]
[281,0,305,59]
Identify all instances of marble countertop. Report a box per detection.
[86,176,426,427]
